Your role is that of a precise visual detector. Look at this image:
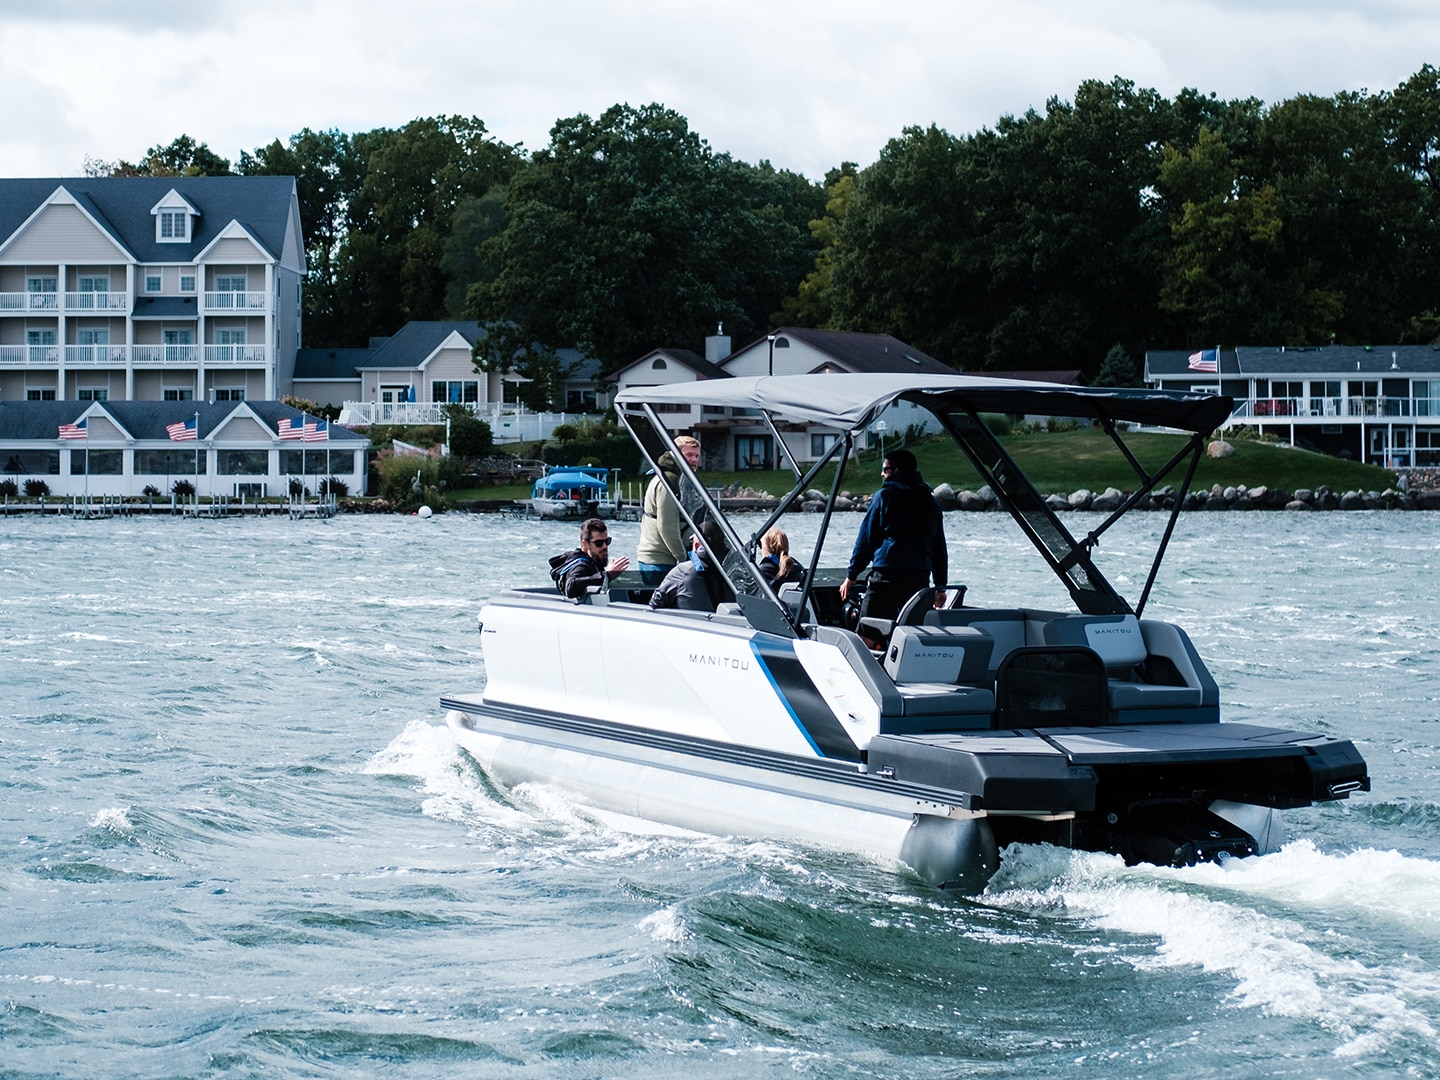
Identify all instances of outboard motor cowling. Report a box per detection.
[1120,799,1257,866]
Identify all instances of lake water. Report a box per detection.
[2,510,1438,1078]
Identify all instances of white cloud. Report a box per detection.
[2,0,1439,180]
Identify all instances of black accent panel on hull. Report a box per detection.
[751,638,861,761]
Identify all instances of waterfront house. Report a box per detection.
[1146,345,1440,467]
[0,399,367,500]
[0,176,304,405]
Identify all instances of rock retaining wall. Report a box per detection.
[738,482,1440,513]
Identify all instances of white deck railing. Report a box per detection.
[337,401,589,443]
[203,291,268,311]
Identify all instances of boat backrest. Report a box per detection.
[1043,614,1147,674]
[922,609,1039,678]
[882,625,992,685]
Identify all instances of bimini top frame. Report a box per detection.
[616,373,1235,629]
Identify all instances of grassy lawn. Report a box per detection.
[462,429,1396,502]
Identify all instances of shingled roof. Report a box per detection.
[0,176,300,268]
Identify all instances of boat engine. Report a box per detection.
[1117,799,1258,867]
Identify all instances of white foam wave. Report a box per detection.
[88,806,133,833]
[987,842,1440,1057]
[364,720,529,830]
[638,905,691,944]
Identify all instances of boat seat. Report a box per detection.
[856,587,935,645]
[923,608,1035,679]
[809,625,994,730]
[1045,614,1208,720]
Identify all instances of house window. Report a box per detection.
[1415,382,1440,418]
[27,275,57,293]
[432,380,478,403]
[810,433,840,457]
[78,387,108,401]
[71,450,122,475]
[26,389,58,401]
[77,329,109,346]
[145,274,162,293]
[1310,380,1342,417]
[164,388,195,401]
[217,450,268,474]
[213,387,245,401]
[180,274,196,292]
[215,274,246,293]
[77,275,109,293]
[158,210,188,241]
[136,449,198,474]
[651,358,667,369]
[566,388,598,411]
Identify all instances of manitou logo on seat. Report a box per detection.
[689,653,750,671]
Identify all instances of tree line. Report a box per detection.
[91,66,1440,402]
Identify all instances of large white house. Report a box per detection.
[1146,345,1440,468]
[0,176,305,405]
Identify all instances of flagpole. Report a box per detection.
[193,410,200,506]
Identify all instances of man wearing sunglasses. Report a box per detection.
[549,518,631,599]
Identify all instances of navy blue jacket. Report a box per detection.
[549,547,606,599]
[846,470,947,588]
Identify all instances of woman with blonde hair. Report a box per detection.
[758,527,803,588]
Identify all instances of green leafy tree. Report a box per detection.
[777,163,857,327]
[470,103,821,368]
[442,404,493,458]
[87,135,233,177]
[472,322,580,411]
[441,186,508,317]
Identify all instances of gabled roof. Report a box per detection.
[0,401,367,443]
[606,347,729,383]
[969,369,1089,386]
[356,321,486,370]
[293,347,372,381]
[729,327,956,376]
[0,176,299,268]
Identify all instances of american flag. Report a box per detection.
[166,417,197,441]
[1187,348,1219,373]
[301,419,329,442]
[277,416,308,440]
[58,419,88,440]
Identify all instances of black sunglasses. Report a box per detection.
[588,536,612,547]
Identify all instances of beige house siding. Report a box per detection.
[203,238,267,264]
[2,203,129,263]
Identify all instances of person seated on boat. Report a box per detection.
[637,435,702,585]
[649,520,735,613]
[757,527,804,589]
[549,517,631,600]
[839,448,948,633]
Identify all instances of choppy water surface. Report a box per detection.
[1,511,1437,1078]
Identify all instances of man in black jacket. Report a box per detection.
[839,448,947,623]
[549,518,631,599]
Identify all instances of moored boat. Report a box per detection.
[522,465,622,519]
[447,373,1369,890]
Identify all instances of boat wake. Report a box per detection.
[986,842,1440,1058]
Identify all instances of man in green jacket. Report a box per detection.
[637,435,700,585]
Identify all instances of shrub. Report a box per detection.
[0,479,17,497]
[443,404,494,458]
[24,479,50,498]
[320,476,349,497]
[142,484,162,498]
[288,477,307,497]
[372,447,465,511]
[171,479,195,497]
[980,413,1012,436]
[549,423,579,443]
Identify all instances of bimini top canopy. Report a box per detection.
[616,373,1234,437]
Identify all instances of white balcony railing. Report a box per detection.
[66,345,131,365]
[1233,396,1418,420]
[204,344,268,365]
[0,345,59,365]
[0,291,59,311]
[65,291,129,311]
[336,400,587,443]
[133,345,202,365]
[203,291,268,311]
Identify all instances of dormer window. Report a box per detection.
[159,210,188,239]
[152,189,199,243]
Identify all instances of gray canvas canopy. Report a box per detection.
[616,373,1234,436]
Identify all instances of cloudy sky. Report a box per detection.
[2,0,1438,181]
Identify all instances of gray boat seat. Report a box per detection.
[809,625,994,731]
[923,608,1034,679]
[1044,614,1207,719]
